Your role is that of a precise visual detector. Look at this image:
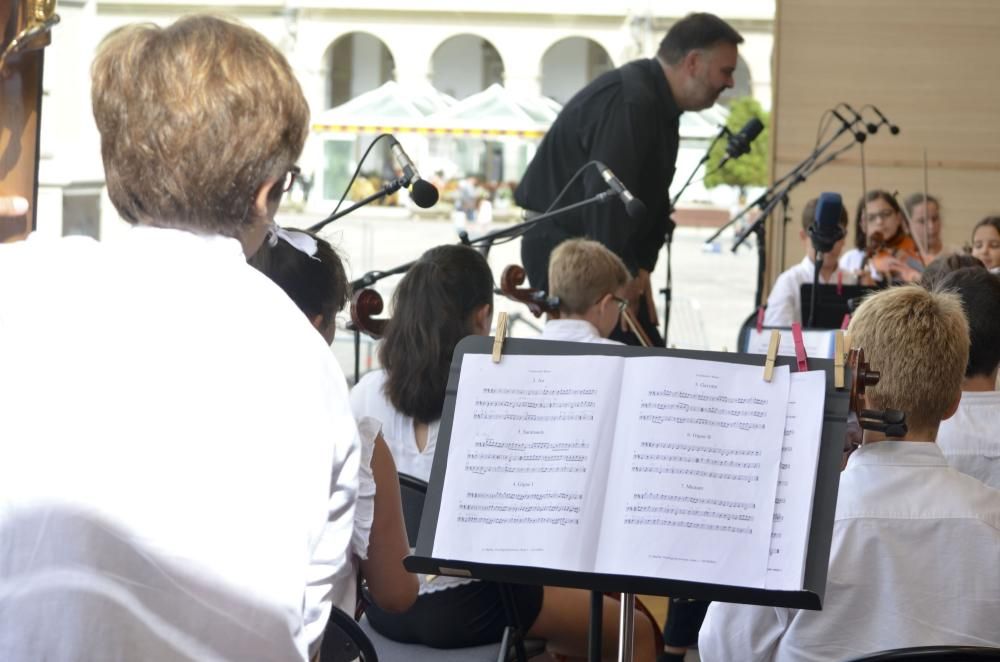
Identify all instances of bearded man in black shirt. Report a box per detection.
[515,13,743,346]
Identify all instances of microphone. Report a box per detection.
[832,108,866,143]
[870,106,900,135]
[718,117,764,168]
[808,192,846,254]
[594,162,646,220]
[387,136,439,208]
[841,103,877,135]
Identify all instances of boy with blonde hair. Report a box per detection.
[700,285,1000,660]
[543,238,631,344]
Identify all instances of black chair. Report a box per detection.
[843,646,1000,661]
[321,605,379,662]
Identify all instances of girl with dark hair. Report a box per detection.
[839,189,923,284]
[971,216,1000,272]
[350,244,656,660]
[251,227,418,622]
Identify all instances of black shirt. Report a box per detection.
[515,58,681,279]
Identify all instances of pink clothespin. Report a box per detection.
[840,313,851,330]
[836,270,843,296]
[756,306,765,333]
[791,322,809,372]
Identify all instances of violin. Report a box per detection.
[349,288,389,339]
[498,263,655,348]
[844,346,907,465]
[1,0,58,242]
[861,231,923,285]
[498,264,560,319]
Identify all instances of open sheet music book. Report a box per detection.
[430,350,827,593]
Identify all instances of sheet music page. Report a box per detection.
[745,329,835,359]
[595,358,790,588]
[765,370,826,590]
[431,352,624,572]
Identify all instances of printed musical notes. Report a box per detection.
[430,349,825,593]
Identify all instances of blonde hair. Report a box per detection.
[91,15,309,236]
[848,285,968,431]
[548,239,629,315]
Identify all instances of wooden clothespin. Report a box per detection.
[492,311,509,363]
[756,306,765,333]
[791,322,808,372]
[763,330,780,382]
[834,330,846,389]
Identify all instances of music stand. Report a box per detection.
[800,284,875,329]
[406,336,851,661]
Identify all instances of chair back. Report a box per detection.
[398,472,428,548]
[321,605,378,662]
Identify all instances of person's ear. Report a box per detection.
[941,390,962,422]
[472,303,493,336]
[309,313,325,333]
[799,229,808,242]
[682,49,700,75]
[251,177,282,220]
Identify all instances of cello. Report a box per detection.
[0,0,58,242]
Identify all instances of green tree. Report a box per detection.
[704,96,769,198]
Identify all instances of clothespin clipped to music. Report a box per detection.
[834,330,846,389]
[791,322,809,372]
[492,311,509,363]
[763,330,780,382]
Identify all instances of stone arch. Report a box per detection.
[322,32,395,109]
[430,34,505,99]
[540,36,613,104]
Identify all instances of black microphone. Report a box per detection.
[808,192,846,254]
[870,106,900,135]
[594,162,646,220]
[718,117,764,168]
[387,136,439,208]
[832,108,866,143]
[841,103,877,135]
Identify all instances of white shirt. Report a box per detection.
[540,318,623,345]
[699,442,1000,662]
[0,227,360,660]
[838,247,865,273]
[327,416,379,617]
[349,369,473,594]
[764,256,857,327]
[936,390,1000,489]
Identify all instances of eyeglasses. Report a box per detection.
[865,209,896,223]
[281,165,301,194]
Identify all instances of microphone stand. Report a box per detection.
[708,119,866,308]
[808,251,822,329]
[660,126,729,346]
[345,189,617,383]
[308,174,414,234]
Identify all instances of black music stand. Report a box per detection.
[405,336,851,661]
[800,284,875,330]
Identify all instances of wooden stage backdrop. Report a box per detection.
[764,0,1000,292]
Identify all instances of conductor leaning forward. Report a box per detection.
[515,13,743,347]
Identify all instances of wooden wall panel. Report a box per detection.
[767,0,1000,288]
